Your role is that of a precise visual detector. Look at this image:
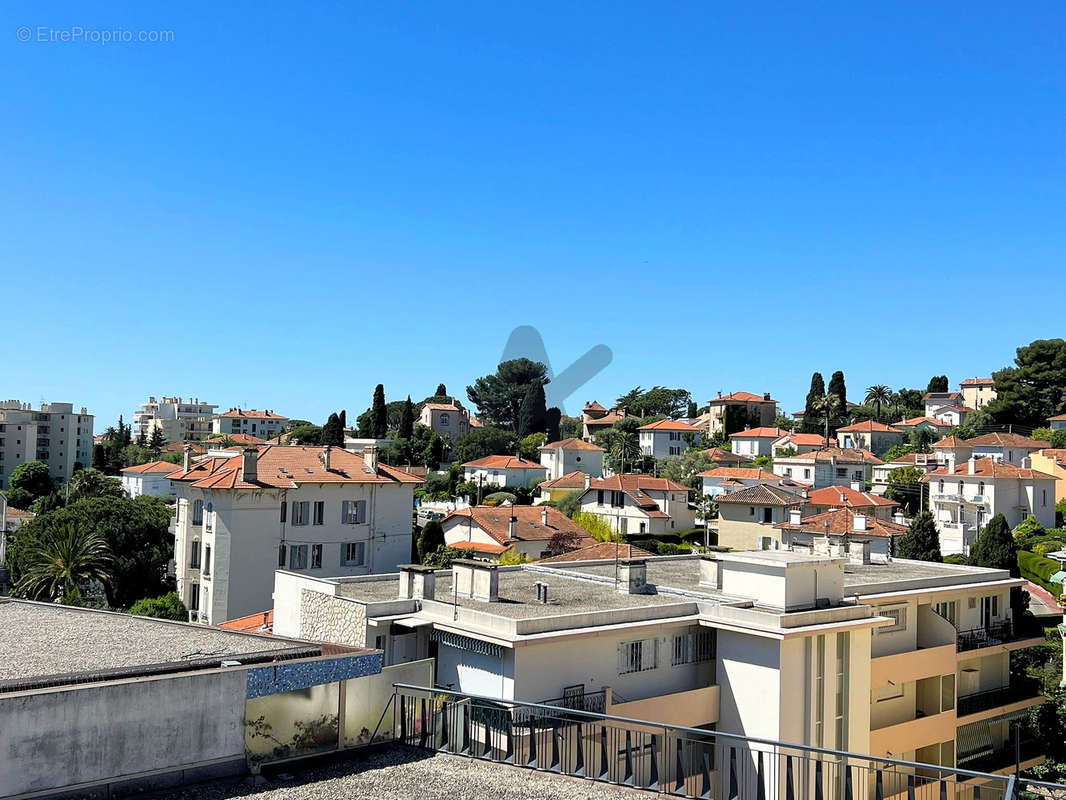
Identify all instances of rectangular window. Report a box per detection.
[313,501,324,525]
[279,502,287,523]
[292,501,310,525]
[189,539,201,569]
[672,631,715,666]
[188,583,200,611]
[342,500,367,524]
[814,636,825,747]
[834,632,849,748]
[311,544,323,569]
[934,600,957,627]
[597,489,604,505]
[669,446,681,455]
[290,544,309,570]
[278,544,287,568]
[611,491,624,508]
[878,606,907,633]
[203,545,212,577]
[618,638,659,674]
[342,541,365,567]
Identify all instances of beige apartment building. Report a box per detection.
[0,400,94,490]
[961,377,997,411]
[273,548,1045,788]
[133,396,218,442]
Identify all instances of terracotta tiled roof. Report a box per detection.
[588,475,689,493]
[806,485,898,509]
[538,471,591,490]
[639,419,700,432]
[697,467,780,481]
[538,542,655,564]
[585,412,632,428]
[538,438,603,451]
[166,456,234,483]
[961,378,995,387]
[921,457,1056,481]
[583,401,607,412]
[1049,413,1066,422]
[443,505,590,545]
[170,446,423,490]
[893,417,951,429]
[709,392,774,404]
[451,541,509,554]
[1038,449,1066,467]
[934,406,974,414]
[775,508,907,538]
[837,420,899,433]
[162,441,206,455]
[716,484,803,506]
[463,455,547,470]
[966,432,1049,449]
[778,433,828,447]
[923,392,963,402]
[218,610,273,634]
[216,408,288,420]
[731,427,789,439]
[780,447,883,465]
[3,507,35,520]
[933,436,971,449]
[699,447,746,464]
[206,433,267,445]
[121,460,183,475]
[422,402,462,411]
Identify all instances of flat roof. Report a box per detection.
[146,744,640,799]
[0,600,306,684]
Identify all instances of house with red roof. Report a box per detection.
[575,474,695,535]
[581,401,638,440]
[774,507,908,559]
[835,420,905,456]
[771,447,883,489]
[462,455,548,489]
[1048,412,1066,432]
[701,391,778,435]
[960,377,997,411]
[638,418,701,459]
[770,431,827,457]
[538,437,604,480]
[169,444,422,625]
[119,460,181,500]
[211,408,288,439]
[891,416,953,438]
[729,427,789,460]
[803,485,900,520]
[441,505,594,560]
[698,466,789,499]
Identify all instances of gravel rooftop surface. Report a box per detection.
[137,746,643,800]
[0,601,300,682]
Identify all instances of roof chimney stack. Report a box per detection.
[364,444,378,475]
[789,508,802,526]
[183,443,192,473]
[322,445,331,472]
[584,472,592,490]
[853,513,867,532]
[617,559,649,595]
[509,514,518,540]
[242,447,258,483]
[967,456,976,475]
[541,507,549,525]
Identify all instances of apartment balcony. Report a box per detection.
[872,643,955,688]
[870,709,957,759]
[957,620,1046,654]
[957,675,1045,722]
[605,685,721,730]
[959,736,1044,777]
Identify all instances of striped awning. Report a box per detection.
[431,630,502,659]
[956,720,994,762]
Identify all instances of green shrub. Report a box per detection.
[129,592,187,621]
[1018,550,1064,596]
[656,542,692,556]
[944,554,969,566]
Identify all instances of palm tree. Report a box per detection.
[864,385,892,422]
[608,430,640,474]
[16,524,113,604]
[813,393,841,444]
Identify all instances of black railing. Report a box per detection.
[961,737,1042,775]
[390,683,1027,800]
[958,620,1033,652]
[958,676,1044,718]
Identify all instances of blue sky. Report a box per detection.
[2,2,1063,427]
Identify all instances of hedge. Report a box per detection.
[1018,550,1064,597]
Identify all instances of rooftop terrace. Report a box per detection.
[0,600,305,685]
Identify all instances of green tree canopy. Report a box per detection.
[615,386,692,419]
[466,358,549,431]
[885,466,924,516]
[828,371,847,411]
[864,385,892,421]
[69,468,124,502]
[659,449,715,490]
[987,338,1066,427]
[6,461,54,509]
[435,383,447,396]
[147,427,168,450]
[129,592,188,621]
[926,376,949,394]
[417,520,445,563]
[452,427,516,464]
[400,396,415,440]
[970,513,1018,576]
[15,523,113,605]
[320,413,345,448]
[802,373,826,433]
[897,510,942,562]
[371,384,389,438]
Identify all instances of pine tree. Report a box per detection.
[802,373,826,433]
[436,383,447,397]
[897,511,943,562]
[371,384,388,438]
[926,375,949,394]
[400,396,415,440]
[517,385,536,437]
[545,407,562,442]
[136,430,148,448]
[828,370,847,412]
[530,384,547,434]
[970,514,1018,575]
[148,427,167,451]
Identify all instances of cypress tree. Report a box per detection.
[321,413,344,447]
[803,373,825,433]
[435,383,448,397]
[926,375,949,394]
[338,409,347,429]
[545,407,562,442]
[371,384,388,438]
[400,396,415,440]
[828,370,847,412]
[418,521,445,563]
[148,427,167,450]
[686,400,698,419]
[897,510,943,562]
[970,514,1018,575]
[531,384,547,434]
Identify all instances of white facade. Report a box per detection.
[730,430,784,459]
[577,485,695,534]
[120,465,178,500]
[0,400,94,490]
[538,440,604,480]
[134,396,218,442]
[960,379,997,411]
[773,453,876,488]
[462,461,547,489]
[211,409,287,439]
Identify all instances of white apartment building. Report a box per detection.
[119,460,179,500]
[922,457,1057,555]
[836,421,905,456]
[461,455,547,489]
[441,504,593,560]
[772,447,883,488]
[729,427,788,459]
[274,549,1045,784]
[575,474,695,535]
[170,444,422,625]
[538,437,604,480]
[638,419,701,458]
[211,408,288,439]
[133,396,218,442]
[0,400,93,490]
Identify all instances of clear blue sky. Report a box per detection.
[2,2,1063,427]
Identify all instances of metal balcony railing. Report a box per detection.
[958,676,1044,718]
[385,683,1048,800]
[956,620,1031,652]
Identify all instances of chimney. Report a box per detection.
[698,556,723,588]
[848,539,872,565]
[322,445,331,472]
[364,444,378,474]
[584,473,592,490]
[763,392,771,401]
[398,564,437,600]
[893,509,905,525]
[242,447,258,483]
[967,456,976,475]
[453,559,499,602]
[617,559,648,594]
[541,507,549,525]
[183,443,192,473]
[789,508,802,526]
[850,480,862,491]
[853,513,867,532]
[717,391,722,398]
[509,514,518,540]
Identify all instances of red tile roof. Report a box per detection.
[717,484,803,506]
[966,432,1049,449]
[587,474,689,493]
[169,446,423,489]
[731,427,789,439]
[443,505,591,545]
[933,436,971,449]
[697,467,780,481]
[893,417,952,429]
[1049,413,1066,422]
[3,506,35,520]
[538,471,591,490]
[781,447,883,465]
[779,433,828,447]
[451,541,509,554]
[585,412,632,428]
[709,391,774,404]
[122,460,183,475]
[837,420,900,433]
[218,610,273,634]
[583,401,607,412]
[206,433,267,445]
[921,457,1056,481]
[699,447,746,464]
[775,508,907,538]
[806,485,898,509]
[639,419,700,432]
[463,455,547,470]
[961,378,995,387]
[216,408,288,420]
[538,438,604,451]
[538,542,655,564]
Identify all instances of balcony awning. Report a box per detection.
[393,617,432,628]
